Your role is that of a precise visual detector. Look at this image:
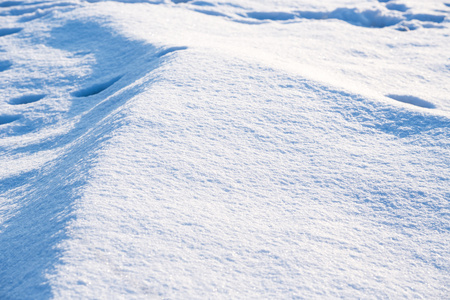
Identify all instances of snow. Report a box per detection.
[0,0,449,298]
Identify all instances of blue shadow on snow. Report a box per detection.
[0,19,165,299]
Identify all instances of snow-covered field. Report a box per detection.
[1,0,449,298]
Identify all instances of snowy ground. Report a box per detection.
[0,0,449,298]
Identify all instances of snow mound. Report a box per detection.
[1,0,449,299]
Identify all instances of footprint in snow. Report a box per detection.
[194,9,228,17]
[385,3,409,12]
[9,94,46,105]
[19,10,51,23]
[71,76,121,98]
[191,1,215,7]
[245,8,405,28]
[406,13,446,23]
[245,11,296,21]
[0,115,20,125]
[0,28,22,37]
[0,1,23,7]
[0,60,12,72]
[5,2,76,17]
[387,94,436,109]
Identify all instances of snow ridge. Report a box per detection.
[0,0,449,298]
[0,3,187,297]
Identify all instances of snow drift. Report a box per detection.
[1,0,449,298]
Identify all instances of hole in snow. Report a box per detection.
[0,28,23,37]
[0,60,12,72]
[9,94,46,105]
[72,76,122,98]
[387,94,436,109]
[0,115,20,125]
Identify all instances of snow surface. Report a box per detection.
[0,0,449,298]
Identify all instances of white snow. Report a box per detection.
[0,0,449,298]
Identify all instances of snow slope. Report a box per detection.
[0,0,449,298]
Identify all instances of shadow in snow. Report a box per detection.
[245,8,404,28]
[243,7,446,30]
[296,8,405,28]
[0,134,109,298]
[0,20,169,299]
[313,84,449,140]
[19,10,52,22]
[87,0,165,3]
[156,46,188,57]
[386,94,436,109]
[0,2,75,17]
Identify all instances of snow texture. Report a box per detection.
[0,0,449,299]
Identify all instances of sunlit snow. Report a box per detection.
[1,0,449,298]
